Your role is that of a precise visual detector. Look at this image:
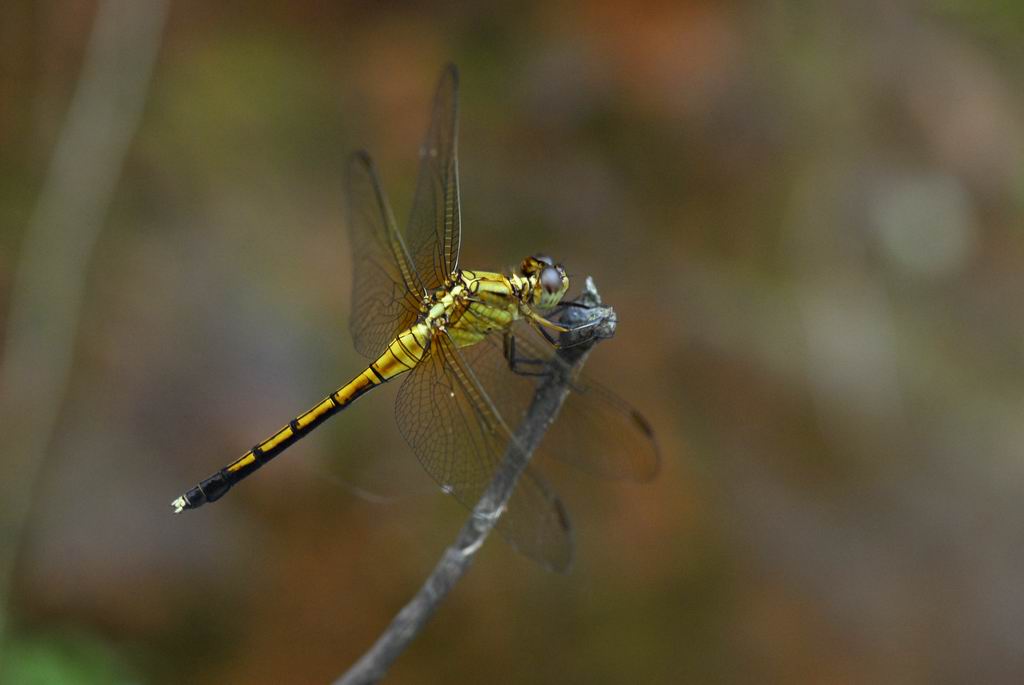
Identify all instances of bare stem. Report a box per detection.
[335,277,615,685]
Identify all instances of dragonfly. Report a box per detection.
[172,64,658,572]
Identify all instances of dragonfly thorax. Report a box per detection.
[424,283,466,326]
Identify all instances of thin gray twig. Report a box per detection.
[335,277,615,685]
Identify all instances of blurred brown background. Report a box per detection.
[3,1,1024,683]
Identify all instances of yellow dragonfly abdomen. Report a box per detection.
[171,322,433,512]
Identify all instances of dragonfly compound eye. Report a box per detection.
[540,267,563,294]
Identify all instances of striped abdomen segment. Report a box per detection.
[172,323,431,512]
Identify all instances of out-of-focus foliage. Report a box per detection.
[3,1,1024,683]
[0,632,134,685]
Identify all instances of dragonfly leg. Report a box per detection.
[534,316,603,350]
[503,332,550,377]
[535,322,559,347]
[524,307,569,334]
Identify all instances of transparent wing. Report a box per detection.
[395,331,574,572]
[457,322,660,481]
[345,151,424,359]
[406,64,461,291]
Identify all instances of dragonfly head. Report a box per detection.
[520,254,569,309]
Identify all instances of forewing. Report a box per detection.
[394,331,573,572]
[406,64,461,290]
[459,324,660,481]
[346,151,423,359]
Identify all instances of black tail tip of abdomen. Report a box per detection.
[171,471,232,513]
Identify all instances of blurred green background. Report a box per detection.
[4,1,1024,683]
